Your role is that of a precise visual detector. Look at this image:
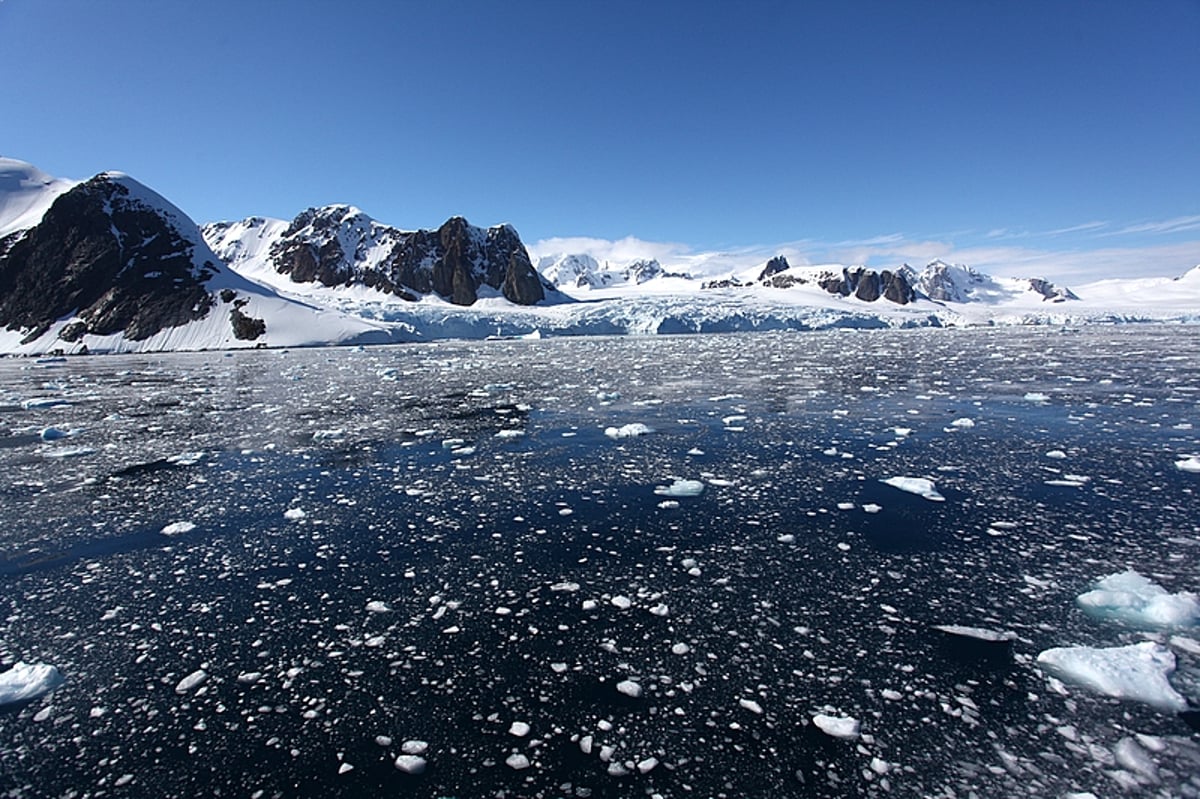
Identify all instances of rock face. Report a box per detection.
[205,209,549,307]
[0,173,215,343]
[758,255,790,282]
[817,267,917,305]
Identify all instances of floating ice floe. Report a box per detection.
[948,417,975,429]
[604,423,653,439]
[174,668,208,694]
[39,427,73,441]
[0,662,65,706]
[1023,392,1050,402]
[495,428,526,439]
[394,754,427,774]
[1176,456,1200,473]
[283,508,306,521]
[504,753,530,770]
[365,600,392,614]
[654,479,705,498]
[880,476,945,502]
[932,624,1017,642]
[1035,641,1187,712]
[160,521,196,536]
[616,679,643,698]
[1076,570,1200,630]
[811,713,860,740]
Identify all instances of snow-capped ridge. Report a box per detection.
[0,157,79,239]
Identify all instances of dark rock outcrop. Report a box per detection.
[818,267,916,305]
[1028,278,1078,302]
[0,174,214,343]
[758,255,790,282]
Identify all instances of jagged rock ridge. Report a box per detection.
[204,208,550,306]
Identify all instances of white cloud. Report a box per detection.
[1109,215,1200,236]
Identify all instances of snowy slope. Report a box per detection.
[0,158,77,239]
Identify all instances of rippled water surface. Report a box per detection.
[1,327,1198,798]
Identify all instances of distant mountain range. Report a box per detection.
[1,157,1197,354]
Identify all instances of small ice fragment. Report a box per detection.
[880,476,945,502]
[777,533,795,543]
[658,500,680,509]
[739,698,764,714]
[637,756,659,773]
[39,427,70,441]
[892,427,912,437]
[671,642,690,655]
[604,423,653,439]
[174,669,208,694]
[160,521,196,536]
[870,757,890,775]
[861,503,882,514]
[1023,392,1050,402]
[401,740,428,755]
[611,595,632,610]
[654,479,704,498]
[616,679,643,698]
[0,662,65,705]
[579,735,593,754]
[338,763,354,775]
[508,721,531,737]
[283,508,306,521]
[949,418,975,428]
[365,600,392,614]
[505,753,530,770]
[836,502,855,511]
[394,755,426,774]
[495,429,525,439]
[441,438,465,449]
[812,713,860,740]
[648,603,669,617]
[687,447,705,456]
[932,624,1017,642]
[236,671,262,684]
[1175,456,1200,473]
[1035,641,1187,712]
[549,581,580,592]
[1046,449,1068,459]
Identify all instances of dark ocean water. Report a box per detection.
[1,327,1198,798]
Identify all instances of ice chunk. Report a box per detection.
[932,624,1016,642]
[1023,392,1050,402]
[880,476,945,502]
[0,662,65,705]
[174,669,208,694]
[1076,570,1200,630]
[739,698,764,714]
[160,521,196,536]
[505,753,531,770]
[637,756,659,773]
[654,479,705,498]
[394,755,426,774]
[508,721,530,737]
[616,679,643,698]
[401,740,428,755]
[1035,641,1187,712]
[283,508,306,521]
[495,429,526,439]
[39,427,72,441]
[812,713,860,740]
[604,423,653,439]
[1176,456,1200,473]
[365,600,392,614]
[949,417,975,428]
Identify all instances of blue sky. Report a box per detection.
[2,0,1197,280]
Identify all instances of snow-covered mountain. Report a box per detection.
[203,208,551,307]
[536,253,690,289]
[903,259,1077,304]
[0,158,390,354]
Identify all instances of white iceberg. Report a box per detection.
[811,712,860,740]
[604,423,654,439]
[1035,641,1187,713]
[880,476,945,502]
[1076,570,1199,630]
[0,662,65,706]
[654,479,705,498]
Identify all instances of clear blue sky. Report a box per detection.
[2,0,1198,279]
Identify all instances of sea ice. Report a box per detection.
[1076,570,1200,630]
[604,423,653,439]
[174,669,208,694]
[654,479,704,498]
[1035,641,1187,712]
[1175,455,1200,473]
[0,662,64,706]
[160,521,196,536]
[394,755,426,774]
[616,679,643,698]
[932,625,1017,642]
[812,713,860,740]
[880,476,945,502]
[508,721,530,737]
[505,753,530,770]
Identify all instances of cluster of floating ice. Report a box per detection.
[1076,570,1200,630]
